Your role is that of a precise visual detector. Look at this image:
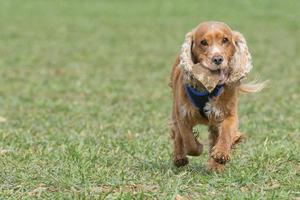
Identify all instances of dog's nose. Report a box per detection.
[212,55,224,65]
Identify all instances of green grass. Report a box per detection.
[0,0,299,199]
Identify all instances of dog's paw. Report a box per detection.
[208,159,225,172]
[210,147,230,164]
[173,156,189,167]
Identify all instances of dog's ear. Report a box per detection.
[228,31,253,83]
[179,30,195,73]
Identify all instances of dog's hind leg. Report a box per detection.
[177,120,203,157]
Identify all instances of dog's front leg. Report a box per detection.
[210,115,237,165]
[172,121,189,167]
[207,124,224,172]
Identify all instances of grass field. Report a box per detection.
[0,0,299,199]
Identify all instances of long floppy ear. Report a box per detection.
[228,31,253,83]
[179,30,195,73]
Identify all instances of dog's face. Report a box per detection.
[191,22,236,82]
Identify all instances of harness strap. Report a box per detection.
[184,84,224,118]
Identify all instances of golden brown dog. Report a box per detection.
[170,21,264,172]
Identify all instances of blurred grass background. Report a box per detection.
[0,0,299,199]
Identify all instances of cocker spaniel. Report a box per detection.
[170,21,264,172]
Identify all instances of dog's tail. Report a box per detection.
[239,80,268,94]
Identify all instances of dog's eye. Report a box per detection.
[200,40,208,46]
[222,37,229,43]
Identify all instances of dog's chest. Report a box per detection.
[184,84,224,119]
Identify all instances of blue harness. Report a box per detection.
[184,84,224,118]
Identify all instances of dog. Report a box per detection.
[170,21,264,172]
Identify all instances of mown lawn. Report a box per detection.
[0,0,299,199]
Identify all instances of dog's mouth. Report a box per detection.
[217,69,229,84]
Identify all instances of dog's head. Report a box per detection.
[192,22,235,72]
[180,21,252,85]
